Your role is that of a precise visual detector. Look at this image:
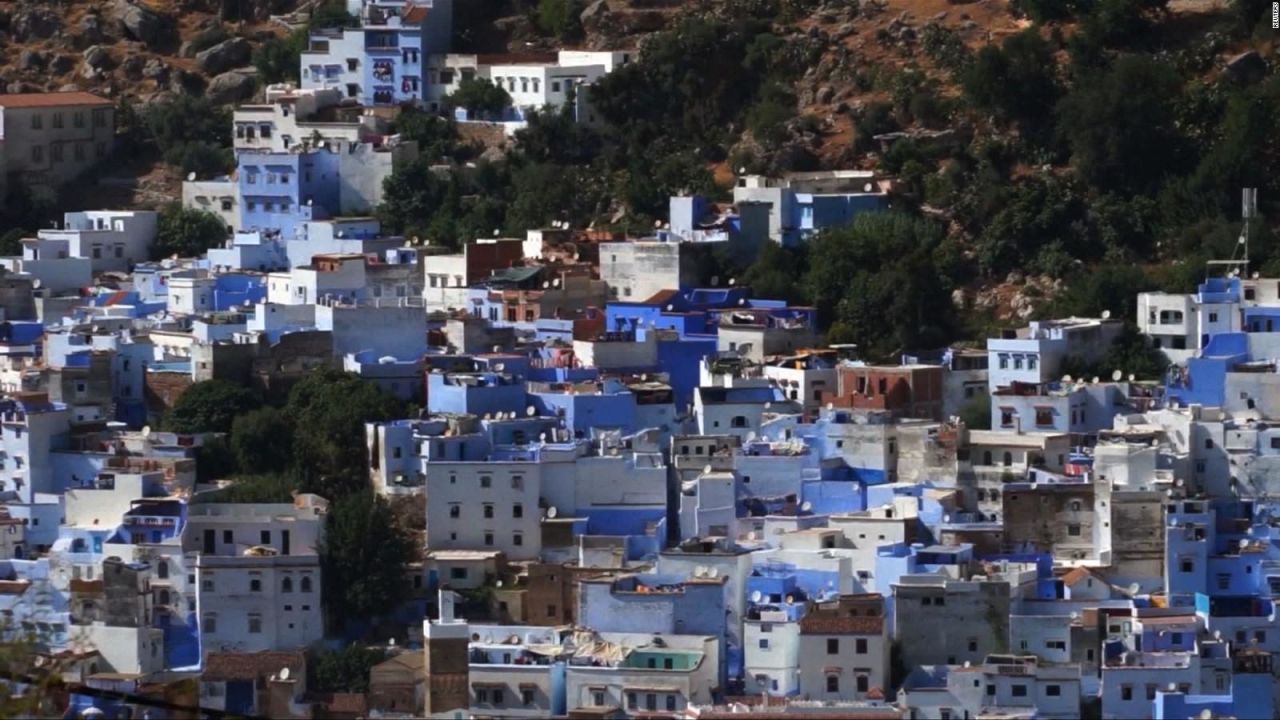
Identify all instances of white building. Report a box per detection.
[987,318,1122,390]
[563,632,721,715]
[33,210,159,274]
[797,595,891,702]
[743,608,801,696]
[196,551,324,657]
[424,459,542,561]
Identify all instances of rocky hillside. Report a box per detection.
[0,0,301,104]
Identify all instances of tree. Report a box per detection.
[231,406,294,474]
[740,242,809,306]
[313,644,389,693]
[192,473,296,504]
[153,203,229,260]
[288,370,405,499]
[194,436,237,484]
[141,96,232,172]
[961,29,1061,138]
[308,0,358,29]
[447,78,512,119]
[164,380,262,434]
[538,0,584,40]
[805,213,955,359]
[1056,54,1187,193]
[393,108,463,161]
[377,158,450,239]
[320,492,415,626]
[253,30,307,85]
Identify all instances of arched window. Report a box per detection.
[282,577,293,593]
[1002,452,1013,467]
[982,451,992,465]
[158,589,170,605]
[157,560,169,579]
[301,576,313,593]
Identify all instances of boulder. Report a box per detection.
[113,0,166,47]
[83,45,113,71]
[50,55,76,75]
[76,13,109,46]
[196,37,251,75]
[580,0,611,25]
[18,50,46,71]
[815,86,835,105]
[169,69,207,96]
[143,58,169,81]
[121,55,147,80]
[205,71,256,105]
[13,8,61,39]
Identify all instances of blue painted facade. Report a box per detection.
[236,150,339,240]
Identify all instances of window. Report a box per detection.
[493,689,504,706]
[1121,685,1133,701]
[1217,573,1231,590]
[856,638,867,654]
[248,614,262,633]
[999,354,1009,369]
[202,613,217,633]
[856,674,869,693]
[986,684,995,696]
[1205,438,1214,449]
[223,530,233,544]
[480,475,492,488]
[546,604,557,618]
[513,504,523,518]
[1209,312,1219,322]
[31,146,43,163]
[1011,684,1027,697]
[666,695,677,711]
[450,567,468,580]
[1046,684,1061,696]
[1035,407,1053,427]
[513,533,523,546]
[1000,408,1014,428]
[301,576,312,592]
[282,577,293,592]
[1027,355,1037,369]
[31,114,42,130]
[52,113,63,129]
[827,638,839,654]
[1255,630,1267,643]
[74,143,84,162]
[477,688,489,704]
[646,694,657,711]
[250,577,262,592]
[484,532,494,546]
[523,688,536,706]
[483,504,494,519]
[1067,524,1081,537]
[758,638,770,650]
[626,692,637,710]
[201,578,214,592]
[826,675,839,693]
[450,505,461,518]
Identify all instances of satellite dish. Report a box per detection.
[496,579,504,588]
[32,278,41,289]
[546,506,558,519]
[728,278,736,286]
[141,426,152,438]
[1062,375,1073,383]
[710,276,719,287]
[493,229,500,237]
[1091,377,1100,385]
[307,198,313,206]
[826,402,834,411]
[1240,538,1250,549]
[526,406,536,417]
[745,431,757,442]
[1101,310,1112,320]
[1128,374,1136,383]
[1253,272,1261,280]
[1128,582,1141,596]
[785,594,794,604]
[750,590,763,603]
[186,171,197,182]
[708,567,719,578]
[703,464,713,474]
[801,501,813,512]
[1112,369,1123,382]
[279,667,291,681]
[863,182,873,192]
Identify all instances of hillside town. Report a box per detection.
[0,0,1277,719]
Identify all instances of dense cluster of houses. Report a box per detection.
[1,2,1278,719]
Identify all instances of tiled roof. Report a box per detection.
[0,91,112,108]
[322,693,367,714]
[204,650,306,682]
[799,614,884,635]
[69,579,104,593]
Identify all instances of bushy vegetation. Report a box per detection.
[138,96,234,176]
[371,0,1280,358]
[153,203,229,260]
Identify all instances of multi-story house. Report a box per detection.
[987,317,1123,391]
[301,0,455,107]
[797,594,891,701]
[731,171,889,246]
[0,92,115,200]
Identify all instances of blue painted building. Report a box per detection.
[236,149,340,240]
